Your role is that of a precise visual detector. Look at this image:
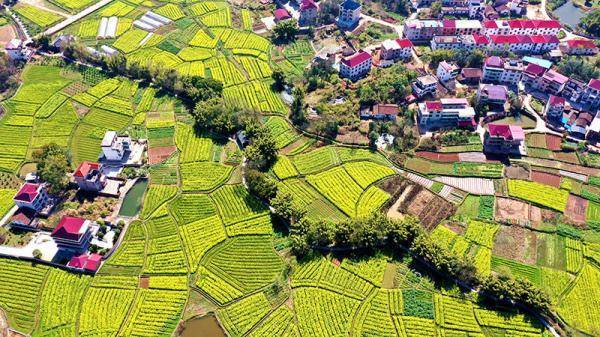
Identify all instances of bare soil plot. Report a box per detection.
[493,225,537,264]
[394,181,455,230]
[531,170,561,188]
[139,276,149,289]
[545,134,562,151]
[564,194,588,224]
[0,25,16,48]
[148,146,177,165]
[415,151,459,162]
[458,152,492,163]
[504,165,530,180]
[554,151,580,164]
[495,197,529,222]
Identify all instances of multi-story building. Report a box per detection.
[380,38,413,62]
[437,61,460,82]
[101,131,131,162]
[418,98,476,130]
[487,34,559,53]
[5,39,33,61]
[482,56,523,85]
[483,19,561,36]
[431,34,489,51]
[339,51,372,80]
[539,69,568,95]
[51,216,94,253]
[299,0,318,26]
[520,63,546,88]
[561,39,599,55]
[404,20,444,40]
[562,77,586,102]
[412,75,439,98]
[337,0,361,29]
[13,183,50,212]
[477,83,508,106]
[484,124,525,154]
[544,95,566,123]
[582,79,600,108]
[74,161,107,192]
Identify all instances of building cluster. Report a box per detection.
[412,0,526,19]
[0,130,148,273]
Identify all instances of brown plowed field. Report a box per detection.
[564,194,588,224]
[545,134,562,151]
[393,180,455,230]
[530,170,561,188]
[415,151,459,162]
[148,146,176,165]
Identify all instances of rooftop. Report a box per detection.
[51,216,89,241]
[14,183,41,203]
[74,161,100,178]
[67,253,102,271]
[488,124,525,141]
[341,51,371,68]
[101,131,117,147]
[340,0,361,10]
[566,39,596,49]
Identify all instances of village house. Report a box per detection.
[521,63,546,89]
[9,208,39,231]
[13,183,50,213]
[101,131,131,162]
[484,124,525,154]
[412,74,439,98]
[73,161,107,192]
[67,253,103,272]
[339,51,372,80]
[561,39,598,55]
[379,38,413,63]
[581,79,600,108]
[51,216,93,254]
[337,0,361,29]
[360,104,400,120]
[417,98,476,130]
[483,19,561,36]
[298,0,318,26]
[436,61,460,82]
[431,34,489,51]
[482,56,523,85]
[586,115,600,143]
[457,68,482,84]
[477,83,508,106]
[562,77,586,102]
[539,69,568,95]
[4,39,33,60]
[487,34,559,54]
[274,8,292,22]
[571,111,594,139]
[544,95,566,124]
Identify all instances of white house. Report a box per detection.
[101,131,131,161]
[5,39,32,60]
[337,0,361,29]
[380,38,413,63]
[436,61,459,82]
[418,98,476,130]
[13,183,50,212]
[339,51,372,80]
[412,75,438,98]
[482,56,523,85]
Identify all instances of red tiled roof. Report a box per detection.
[485,56,503,67]
[460,68,482,78]
[74,161,100,178]
[488,124,525,141]
[14,183,40,203]
[588,79,600,91]
[425,101,443,111]
[535,20,561,29]
[300,0,317,10]
[396,38,413,48]
[341,51,371,68]
[51,216,87,241]
[67,253,102,271]
[442,19,455,28]
[483,21,498,28]
[10,208,36,226]
[567,39,596,49]
[372,104,399,115]
[530,35,546,43]
[543,35,559,43]
[274,8,291,21]
[548,95,565,106]
[524,63,545,76]
[473,34,489,45]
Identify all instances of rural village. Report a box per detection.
[0,0,598,335]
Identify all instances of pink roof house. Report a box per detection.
[51,216,93,252]
[485,124,525,154]
[274,8,291,22]
[67,253,102,272]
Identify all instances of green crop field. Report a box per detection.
[15,5,63,28]
[507,179,569,211]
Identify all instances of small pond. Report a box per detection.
[179,315,226,337]
[118,178,148,217]
[553,0,586,27]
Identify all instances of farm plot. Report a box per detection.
[530,171,561,188]
[493,225,538,265]
[507,179,569,212]
[291,146,340,175]
[306,166,364,217]
[433,176,495,195]
[200,236,284,296]
[140,184,178,219]
[218,292,271,337]
[15,5,63,28]
[264,116,299,149]
[78,286,136,337]
[180,162,232,191]
[120,289,187,336]
[557,263,600,336]
[174,123,214,163]
[50,0,95,11]
[211,184,269,224]
[277,178,347,221]
[180,215,227,270]
[343,161,395,188]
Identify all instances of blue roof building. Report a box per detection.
[337,0,362,29]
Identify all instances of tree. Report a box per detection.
[32,143,72,194]
[245,169,278,200]
[556,56,600,83]
[368,130,380,149]
[32,249,42,259]
[290,87,306,125]
[430,1,442,17]
[244,124,277,170]
[271,70,286,92]
[317,0,339,25]
[580,10,600,37]
[0,53,18,93]
[191,97,239,134]
[271,191,305,224]
[273,19,299,43]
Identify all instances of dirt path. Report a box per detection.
[0,25,17,48]
[0,309,8,337]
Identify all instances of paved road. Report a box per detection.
[523,94,563,135]
[42,0,113,37]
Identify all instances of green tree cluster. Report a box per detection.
[32,143,72,194]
